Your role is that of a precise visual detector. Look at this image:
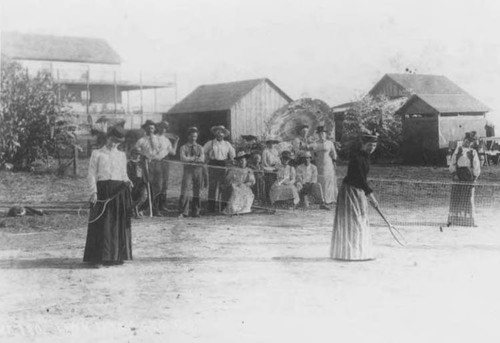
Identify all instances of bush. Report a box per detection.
[0,56,75,170]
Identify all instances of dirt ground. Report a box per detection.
[1,207,500,343]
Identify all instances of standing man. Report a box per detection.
[135,120,169,216]
[178,127,205,218]
[156,121,179,212]
[203,125,236,212]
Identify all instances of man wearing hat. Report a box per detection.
[155,120,179,212]
[135,120,173,216]
[262,137,281,203]
[203,125,236,212]
[127,147,149,218]
[295,151,323,208]
[178,127,205,218]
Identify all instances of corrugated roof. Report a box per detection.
[1,31,122,65]
[384,73,467,94]
[167,78,292,114]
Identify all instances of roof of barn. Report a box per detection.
[167,78,292,114]
[1,31,122,65]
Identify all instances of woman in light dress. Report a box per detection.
[311,126,338,207]
[269,151,300,207]
[223,152,256,215]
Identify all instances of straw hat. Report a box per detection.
[235,150,251,160]
[210,125,230,136]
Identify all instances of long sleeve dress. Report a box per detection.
[269,164,300,205]
[84,146,133,264]
[330,150,374,261]
[312,140,338,204]
[223,167,256,214]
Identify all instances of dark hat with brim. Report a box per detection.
[187,126,199,135]
[316,126,327,133]
[241,135,258,141]
[141,120,156,130]
[235,151,251,160]
[265,136,281,144]
[280,150,293,160]
[211,125,230,136]
[107,126,126,142]
[297,124,310,131]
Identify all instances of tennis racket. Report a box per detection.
[80,183,130,224]
[372,205,407,247]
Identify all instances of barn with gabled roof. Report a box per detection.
[165,78,292,144]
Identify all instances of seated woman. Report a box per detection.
[269,151,300,207]
[248,152,266,204]
[222,152,256,215]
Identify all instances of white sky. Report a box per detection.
[2,0,500,126]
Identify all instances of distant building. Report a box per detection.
[1,31,174,129]
[333,73,492,164]
[165,78,292,144]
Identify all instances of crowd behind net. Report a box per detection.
[150,159,500,229]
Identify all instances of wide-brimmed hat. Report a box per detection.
[241,135,258,142]
[301,151,313,159]
[280,150,293,160]
[297,124,310,131]
[156,121,169,131]
[141,120,156,130]
[316,126,327,134]
[265,136,281,144]
[129,147,141,156]
[106,126,126,142]
[186,126,199,135]
[235,150,251,160]
[360,128,379,143]
[211,125,230,136]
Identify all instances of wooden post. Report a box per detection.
[140,72,144,125]
[86,65,90,115]
[73,145,78,176]
[113,71,118,114]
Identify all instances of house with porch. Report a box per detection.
[1,31,174,129]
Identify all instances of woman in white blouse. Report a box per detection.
[83,127,133,267]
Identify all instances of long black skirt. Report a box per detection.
[83,180,133,263]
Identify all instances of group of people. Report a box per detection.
[127,121,341,219]
[82,123,383,266]
[82,122,484,267]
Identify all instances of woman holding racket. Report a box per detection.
[330,130,379,261]
[83,127,133,267]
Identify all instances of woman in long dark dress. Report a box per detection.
[330,132,379,261]
[84,127,133,266]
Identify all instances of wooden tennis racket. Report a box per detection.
[372,205,407,247]
[80,183,130,224]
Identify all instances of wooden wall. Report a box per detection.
[438,115,487,149]
[230,81,290,139]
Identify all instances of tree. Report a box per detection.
[0,56,75,169]
[341,95,405,161]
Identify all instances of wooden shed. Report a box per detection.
[164,78,292,145]
[371,73,491,164]
[396,92,490,164]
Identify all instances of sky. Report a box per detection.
[2,0,500,126]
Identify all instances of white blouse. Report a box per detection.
[88,147,130,195]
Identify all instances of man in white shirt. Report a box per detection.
[203,125,236,212]
[179,127,205,218]
[135,120,172,216]
[155,121,179,212]
[295,151,323,208]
